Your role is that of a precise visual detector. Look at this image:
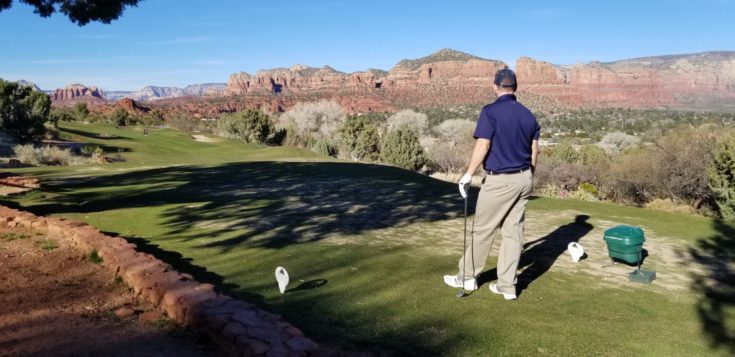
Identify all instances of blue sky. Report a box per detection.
[1,0,733,90]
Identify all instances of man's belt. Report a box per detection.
[486,167,531,175]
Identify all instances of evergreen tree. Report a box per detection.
[709,138,735,220]
[0,79,50,142]
[217,110,274,144]
[381,126,427,170]
[337,116,380,161]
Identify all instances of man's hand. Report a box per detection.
[458,174,472,198]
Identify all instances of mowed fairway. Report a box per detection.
[4,122,734,356]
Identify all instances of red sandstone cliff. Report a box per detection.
[517,52,735,108]
[226,49,508,108]
[51,84,106,103]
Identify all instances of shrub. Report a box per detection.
[578,144,608,167]
[216,109,274,144]
[13,144,85,166]
[645,198,696,215]
[109,107,130,126]
[651,127,717,208]
[601,149,657,206]
[0,79,50,142]
[381,126,427,170]
[279,100,346,139]
[386,109,428,135]
[81,144,100,156]
[427,119,475,174]
[578,182,598,197]
[708,137,735,220]
[551,139,578,163]
[72,102,90,121]
[599,131,640,154]
[312,138,337,157]
[337,116,380,161]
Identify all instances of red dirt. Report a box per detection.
[0,225,219,356]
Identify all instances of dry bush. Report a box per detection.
[645,198,696,215]
[279,100,346,138]
[600,149,657,206]
[14,144,87,166]
[426,119,475,174]
[599,131,640,154]
[650,127,719,208]
[386,109,428,135]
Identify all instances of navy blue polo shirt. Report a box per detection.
[473,94,541,173]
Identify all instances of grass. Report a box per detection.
[89,250,103,264]
[36,239,58,251]
[1,232,29,241]
[2,121,733,356]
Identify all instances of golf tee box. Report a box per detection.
[629,268,657,284]
[603,225,645,265]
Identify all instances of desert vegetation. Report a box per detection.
[167,98,735,220]
[3,120,732,356]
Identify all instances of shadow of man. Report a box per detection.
[514,214,593,294]
[476,215,594,293]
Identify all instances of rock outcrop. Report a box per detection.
[226,49,507,108]
[183,83,227,96]
[15,80,42,92]
[517,51,735,108]
[50,84,106,102]
[116,98,149,113]
[222,49,735,111]
[126,86,186,101]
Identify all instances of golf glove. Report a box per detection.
[458,174,472,198]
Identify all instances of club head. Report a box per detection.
[456,289,466,298]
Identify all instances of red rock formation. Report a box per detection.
[225,51,508,109]
[51,84,106,102]
[116,98,149,113]
[517,52,735,108]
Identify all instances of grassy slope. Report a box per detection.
[3,122,733,356]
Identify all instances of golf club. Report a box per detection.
[457,182,469,298]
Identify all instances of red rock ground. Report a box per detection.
[0,225,219,356]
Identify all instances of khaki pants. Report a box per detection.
[457,169,533,295]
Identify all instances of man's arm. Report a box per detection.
[531,139,539,173]
[465,138,491,176]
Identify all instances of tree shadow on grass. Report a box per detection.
[60,127,132,141]
[690,219,735,354]
[109,233,258,302]
[10,161,479,355]
[21,161,473,250]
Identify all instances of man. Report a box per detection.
[443,67,540,300]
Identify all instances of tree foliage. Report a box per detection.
[337,116,380,161]
[428,119,475,173]
[652,128,717,208]
[387,109,428,135]
[109,107,130,126]
[217,109,274,144]
[381,126,427,171]
[278,100,346,139]
[0,0,141,25]
[709,137,735,220]
[0,79,50,142]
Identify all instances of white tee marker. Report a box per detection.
[567,242,585,263]
[275,266,289,294]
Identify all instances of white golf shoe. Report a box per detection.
[489,283,517,300]
[443,275,478,291]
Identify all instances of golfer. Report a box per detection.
[443,67,540,300]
